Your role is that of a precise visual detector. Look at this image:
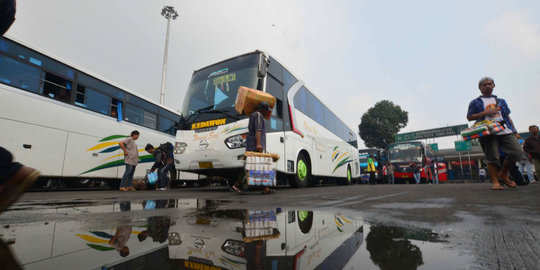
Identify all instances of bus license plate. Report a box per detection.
[198,162,213,169]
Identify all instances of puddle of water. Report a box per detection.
[0,199,473,270]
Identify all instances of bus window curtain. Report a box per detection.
[117,101,123,122]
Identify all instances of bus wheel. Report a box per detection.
[297,211,314,233]
[293,153,310,188]
[346,166,352,185]
[337,165,352,185]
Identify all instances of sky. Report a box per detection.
[6,0,540,149]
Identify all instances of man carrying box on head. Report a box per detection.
[232,101,273,194]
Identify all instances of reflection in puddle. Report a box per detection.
[0,199,471,269]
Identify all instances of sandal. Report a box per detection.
[232,185,243,194]
[501,179,517,188]
[491,184,503,190]
[261,188,275,194]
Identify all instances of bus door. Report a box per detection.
[264,59,286,172]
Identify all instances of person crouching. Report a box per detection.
[145,144,174,190]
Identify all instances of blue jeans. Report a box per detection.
[413,173,420,184]
[121,164,136,187]
[517,161,535,182]
[387,174,395,184]
[158,164,173,188]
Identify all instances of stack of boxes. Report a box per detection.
[243,210,278,240]
[234,86,276,119]
[245,153,276,187]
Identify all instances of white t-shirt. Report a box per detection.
[480,97,513,135]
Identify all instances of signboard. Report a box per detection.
[395,124,468,142]
[428,143,438,152]
[454,141,471,151]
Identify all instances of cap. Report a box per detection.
[257,101,270,112]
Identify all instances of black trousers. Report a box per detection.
[369,172,376,184]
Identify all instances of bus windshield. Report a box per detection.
[388,143,423,163]
[181,53,260,124]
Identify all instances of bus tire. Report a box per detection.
[297,211,314,233]
[292,153,310,188]
[338,165,353,185]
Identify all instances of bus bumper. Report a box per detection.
[174,148,245,174]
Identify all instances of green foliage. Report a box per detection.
[359,100,408,148]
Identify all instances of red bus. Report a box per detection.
[387,141,447,183]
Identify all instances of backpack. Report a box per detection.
[158,142,174,159]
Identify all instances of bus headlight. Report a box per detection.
[225,134,247,149]
[175,142,187,154]
[221,239,245,257]
[168,232,182,245]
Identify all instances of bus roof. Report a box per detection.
[3,35,181,116]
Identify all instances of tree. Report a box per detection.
[359,100,408,148]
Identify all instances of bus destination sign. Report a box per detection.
[395,124,468,142]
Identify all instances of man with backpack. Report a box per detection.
[145,142,174,190]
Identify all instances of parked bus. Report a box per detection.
[168,204,363,269]
[387,141,446,183]
[0,36,197,188]
[174,51,360,187]
[358,148,386,183]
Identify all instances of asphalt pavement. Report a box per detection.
[3,182,540,269]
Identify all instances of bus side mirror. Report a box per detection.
[258,54,268,78]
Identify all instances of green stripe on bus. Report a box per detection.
[99,146,120,153]
[99,135,128,142]
[87,243,115,251]
[79,154,156,175]
[332,156,351,173]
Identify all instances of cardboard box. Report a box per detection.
[235,86,276,119]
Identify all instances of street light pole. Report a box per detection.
[160,6,178,105]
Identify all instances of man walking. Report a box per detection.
[523,125,540,183]
[466,77,522,190]
[517,135,536,183]
[118,130,140,191]
[431,161,439,184]
[232,101,273,194]
[478,167,487,182]
[367,155,377,185]
[386,162,395,184]
[409,162,421,184]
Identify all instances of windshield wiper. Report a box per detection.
[205,109,240,120]
[182,105,214,128]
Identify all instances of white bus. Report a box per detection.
[174,51,360,187]
[0,36,192,188]
[168,205,364,269]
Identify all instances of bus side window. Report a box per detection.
[0,54,42,93]
[111,99,120,119]
[75,84,111,115]
[42,72,72,103]
[265,74,284,132]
